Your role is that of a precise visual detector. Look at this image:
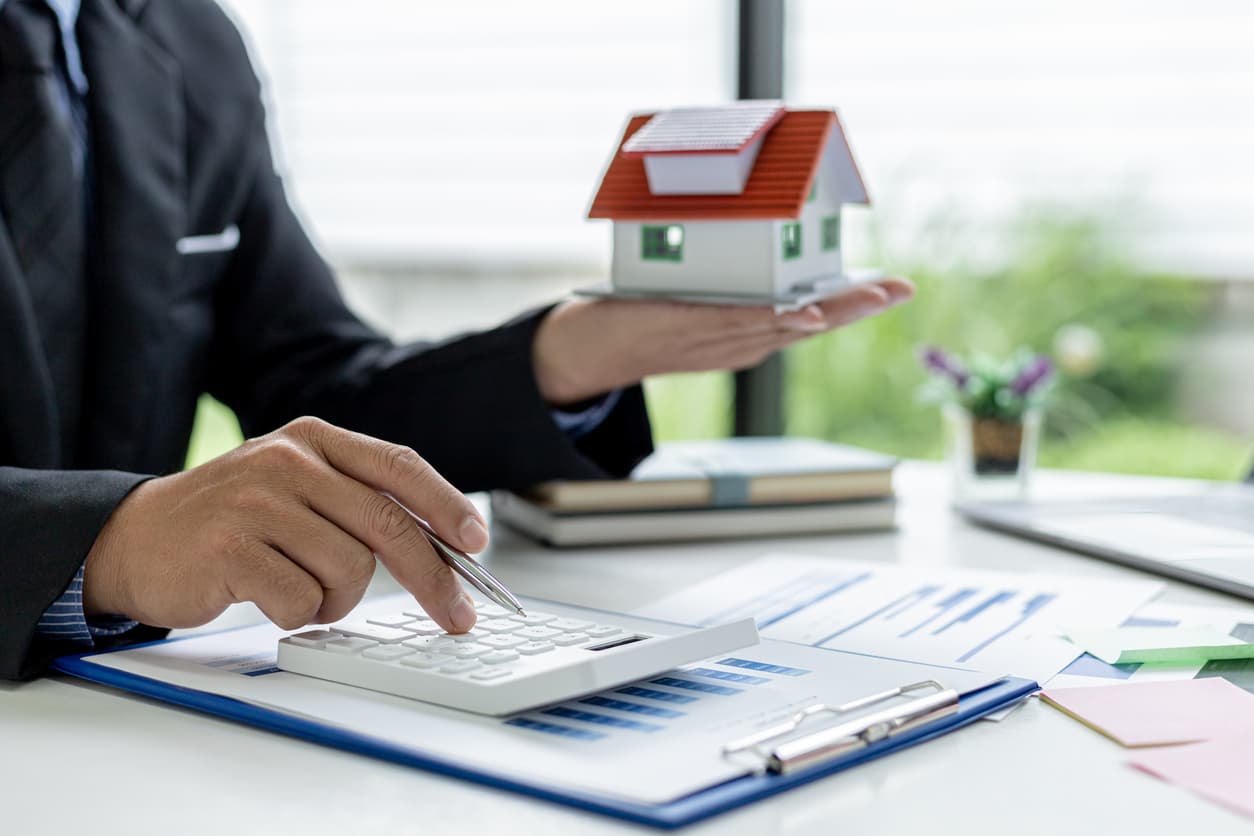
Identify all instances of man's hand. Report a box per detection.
[531,278,914,404]
[83,417,488,634]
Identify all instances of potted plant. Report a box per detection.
[920,347,1054,497]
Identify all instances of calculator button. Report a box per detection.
[584,625,622,639]
[286,629,341,649]
[509,613,557,626]
[406,623,447,636]
[548,618,593,632]
[475,603,510,618]
[481,650,519,664]
[361,645,416,662]
[452,643,492,659]
[515,626,561,641]
[470,668,513,681]
[402,610,435,622]
[324,637,378,654]
[402,636,458,653]
[552,632,589,647]
[450,629,490,643]
[478,619,524,634]
[400,653,453,669]
[439,660,482,674]
[481,635,526,649]
[516,641,555,656]
[332,622,416,644]
[366,614,416,628]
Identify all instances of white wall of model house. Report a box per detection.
[610,158,848,298]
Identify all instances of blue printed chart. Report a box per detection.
[638,554,1164,684]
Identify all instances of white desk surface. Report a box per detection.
[4,463,1252,835]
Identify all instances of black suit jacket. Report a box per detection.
[0,0,652,679]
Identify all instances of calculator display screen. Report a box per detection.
[586,634,649,652]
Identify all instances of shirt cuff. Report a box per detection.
[549,389,623,440]
[36,564,138,645]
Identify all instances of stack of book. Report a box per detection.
[490,437,897,547]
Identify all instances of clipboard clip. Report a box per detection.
[722,680,961,775]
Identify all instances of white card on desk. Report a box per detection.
[74,593,1002,806]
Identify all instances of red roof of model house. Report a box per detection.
[588,108,869,222]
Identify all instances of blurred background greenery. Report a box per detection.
[187,206,1252,481]
[646,206,1252,481]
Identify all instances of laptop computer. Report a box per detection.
[958,469,1254,600]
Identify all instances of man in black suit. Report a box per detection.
[0,0,913,679]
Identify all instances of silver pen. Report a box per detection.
[412,516,526,617]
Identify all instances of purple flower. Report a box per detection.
[1011,355,1053,396]
[920,346,969,387]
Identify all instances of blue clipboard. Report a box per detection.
[53,642,1035,830]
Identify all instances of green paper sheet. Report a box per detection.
[1064,625,1254,665]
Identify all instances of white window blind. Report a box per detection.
[217,0,733,268]
[789,0,1254,279]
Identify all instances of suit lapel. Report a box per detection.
[0,220,59,467]
[75,0,186,470]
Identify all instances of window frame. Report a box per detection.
[781,221,802,260]
[641,224,685,262]
[821,214,840,251]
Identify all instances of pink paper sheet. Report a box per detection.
[1040,678,1254,747]
[1130,736,1254,820]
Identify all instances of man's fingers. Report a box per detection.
[223,539,324,631]
[814,283,895,328]
[289,417,487,553]
[261,507,378,624]
[874,276,916,305]
[374,524,477,634]
[293,457,476,633]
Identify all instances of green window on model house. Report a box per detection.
[781,222,802,260]
[822,215,840,251]
[641,224,684,261]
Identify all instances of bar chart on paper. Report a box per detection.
[637,554,1163,683]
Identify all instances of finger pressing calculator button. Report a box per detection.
[400,653,454,669]
[470,668,512,681]
[366,614,416,628]
[516,641,555,655]
[286,629,341,649]
[481,635,526,649]
[481,650,519,664]
[509,613,556,626]
[332,622,417,644]
[584,625,622,639]
[515,626,561,641]
[324,637,378,655]
[551,632,590,647]
[439,660,482,674]
[361,645,416,662]
[548,618,593,632]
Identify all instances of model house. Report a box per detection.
[587,101,869,302]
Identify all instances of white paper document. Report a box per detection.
[76,593,1001,806]
[635,554,1163,684]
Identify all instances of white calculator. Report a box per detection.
[276,597,759,716]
